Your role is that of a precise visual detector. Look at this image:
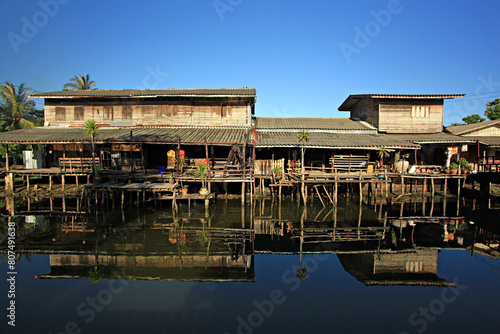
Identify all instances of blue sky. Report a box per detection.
[1,0,500,125]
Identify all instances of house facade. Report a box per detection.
[37,88,255,127]
[338,94,465,134]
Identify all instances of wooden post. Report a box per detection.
[61,175,65,191]
[431,178,435,198]
[443,177,448,196]
[401,176,405,195]
[130,131,134,176]
[26,175,30,191]
[315,186,325,207]
[241,182,245,204]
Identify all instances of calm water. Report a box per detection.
[1,194,499,334]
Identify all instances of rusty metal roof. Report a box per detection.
[338,94,465,111]
[0,126,250,145]
[446,119,500,135]
[255,117,375,132]
[30,88,257,99]
[255,132,420,149]
[386,133,475,144]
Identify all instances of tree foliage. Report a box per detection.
[0,81,36,130]
[462,114,485,124]
[485,98,500,120]
[63,74,97,90]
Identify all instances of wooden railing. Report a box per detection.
[329,154,370,172]
[59,157,100,173]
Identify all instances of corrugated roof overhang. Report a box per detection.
[0,126,251,146]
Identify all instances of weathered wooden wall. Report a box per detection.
[377,99,444,133]
[45,98,251,127]
[349,98,377,127]
[349,98,444,133]
[463,126,500,136]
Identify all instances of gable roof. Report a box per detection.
[338,94,465,111]
[255,132,420,149]
[29,88,256,99]
[254,117,375,132]
[446,119,500,135]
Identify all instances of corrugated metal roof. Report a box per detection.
[255,117,375,132]
[255,132,420,149]
[30,88,257,99]
[446,119,500,135]
[338,94,465,111]
[466,136,500,147]
[385,133,474,144]
[0,126,250,145]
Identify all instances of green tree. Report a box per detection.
[297,130,310,175]
[462,114,485,124]
[0,81,35,129]
[485,98,500,120]
[63,74,97,90]
[377,146,390,168]
[84,119,99,177]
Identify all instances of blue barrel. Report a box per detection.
[158,166,166,174]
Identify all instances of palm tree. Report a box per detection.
[297,130,310,175]
[63,74,97,90]
[377,146,390,169]
[0,81,35,129]
[84,119,99,177]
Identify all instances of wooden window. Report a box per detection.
[104,106,113,120]
[157,105,177,117]
[55,107,66,121]
[74,107,84,120]
[122,106,132,119]
[222,105,232,118]
[411,106,430,118]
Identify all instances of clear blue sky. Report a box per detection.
[1,0,500,126]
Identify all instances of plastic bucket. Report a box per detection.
[158,166,166,174]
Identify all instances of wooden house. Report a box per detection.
[446,120,500,171]
[338,249,456,287]
[36,88,255,127]
[253,117,420,174]
[337,94,474,166]
[338,94,465,134]
[0,88,256,177]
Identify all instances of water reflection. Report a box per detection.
[2,194,498,288]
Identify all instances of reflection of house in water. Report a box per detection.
[338,249,456,287]
[36,252,255,282]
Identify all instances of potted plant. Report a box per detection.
[377,146,389,169]
[442,166,450,174]
[169,173,175,184]
[182,185,189,194]
[449,162,459,175]
[197,163,209,195]
[459,158,470,174]
[273,166,283,178]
